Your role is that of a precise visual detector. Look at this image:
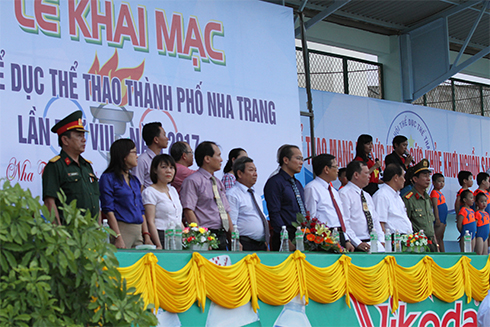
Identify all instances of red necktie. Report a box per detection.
[329,184,346,232]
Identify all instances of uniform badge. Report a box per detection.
[362,202,369,211]
[68,172,79,177]
[64,157,71,165]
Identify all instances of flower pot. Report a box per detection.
[190,243,209,251]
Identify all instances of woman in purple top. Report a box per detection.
[99,139,152,248]
[221,148,247,190]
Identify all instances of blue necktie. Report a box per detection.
[289,177,306,216]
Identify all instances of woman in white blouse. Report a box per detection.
[142,154,183,249]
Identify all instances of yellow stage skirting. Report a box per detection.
[117,251,490,314]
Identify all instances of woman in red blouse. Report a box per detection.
[354,134,382,196]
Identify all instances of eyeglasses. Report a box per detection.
[294,156,304,161]
[329,165,339,170]
[185,150,193,154]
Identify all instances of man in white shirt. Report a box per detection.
[304,154,355,252]
[339,160,384,252]
[226,156,269,251]
[373,163,412,237]
[133,122,168,189]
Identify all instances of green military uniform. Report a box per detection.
[42,150,100,222]
[402,158,437,252]
[42,111,99,223]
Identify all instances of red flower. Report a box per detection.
[312,218,319,223]
[310,228,317,234]
[325,237,333,244]
[428,240,432,244]
[314,236,323,244]
[310,222,315,228]
[301,222,307,227]
[307,234,316,242]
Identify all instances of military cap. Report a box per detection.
[412,159,432,175]
[51,111,89,135]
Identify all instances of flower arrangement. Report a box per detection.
[400,231,431,253]
[293,212,345,253]
[182,222,220,249]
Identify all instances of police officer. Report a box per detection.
[42,111,100,225]
[402,159,438,252]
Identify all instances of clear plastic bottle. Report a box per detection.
[295,226,304,252]
[102,219,110,243]
[279,226,290,252]
[174,227,183,250]
[234,229,241,251]
[331,228,339,244]
[394,230,402,252]
[231,231,239,251]
[164,229,172,250]
[369,231,378,253]
[464,230,472,253]
[168,227,175,250]
[384,228,392,253]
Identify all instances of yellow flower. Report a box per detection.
[199,227,206,234]
[189,223,198,228]
[315,224,329,235]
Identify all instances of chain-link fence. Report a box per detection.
[413,78,490,117]
[296,47,383,99]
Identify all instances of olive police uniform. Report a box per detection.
[402,159,437,252]
[42,111,99,223]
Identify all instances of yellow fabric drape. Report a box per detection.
[117,252,490,313]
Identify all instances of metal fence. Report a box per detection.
[413,78,490,117]
[296,47,383,99]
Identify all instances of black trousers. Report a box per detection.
[239,235,268,251]
[210,228,228,251]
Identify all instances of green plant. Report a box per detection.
[0,181,158,327]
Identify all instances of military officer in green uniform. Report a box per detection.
[42,111,100,225]
[402,159,438,252]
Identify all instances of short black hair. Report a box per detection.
[383,163,403,182]
[457,171,472,186]
[58,130,73,147]
[233,156,254,177]
[195,141,217,167]
[475,192,488,204]
[338,168,346,178]
[150,154,176,184]
[460,189,473,205]
[170,141,189,162]
[278,144,299,166]
[477,172,490,186]
[393,135,407,147]
[312,154,335,176]
[346,160,367,181]
[142,122,162,146]
[432,173,444,182]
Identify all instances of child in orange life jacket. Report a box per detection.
[454,171,473,216]
[430,173,448,252]
[473,172,490,214]
[474,192,489,255]
[457,189,476,252]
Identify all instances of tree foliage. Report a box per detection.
[0,181,158,327]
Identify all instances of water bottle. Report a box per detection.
[369,231,378,253]
[231,231,239,251]
[295,227,304,252]
[279,226,289,252]
[464,230,472,253]
[168,227,175,250]
[394,230,402,252]
[174,227,183,250]
[384,228,392,253]
[331,228,339,244]
[102,219,110,243]
[235,229,241,251]
[164,226,172,250]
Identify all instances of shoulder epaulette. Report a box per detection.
[85,159,93,164]
[49,155,60,163]
[405,191,413,199]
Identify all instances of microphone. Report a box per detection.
[375,158,382,173]
[403,151,415,164]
